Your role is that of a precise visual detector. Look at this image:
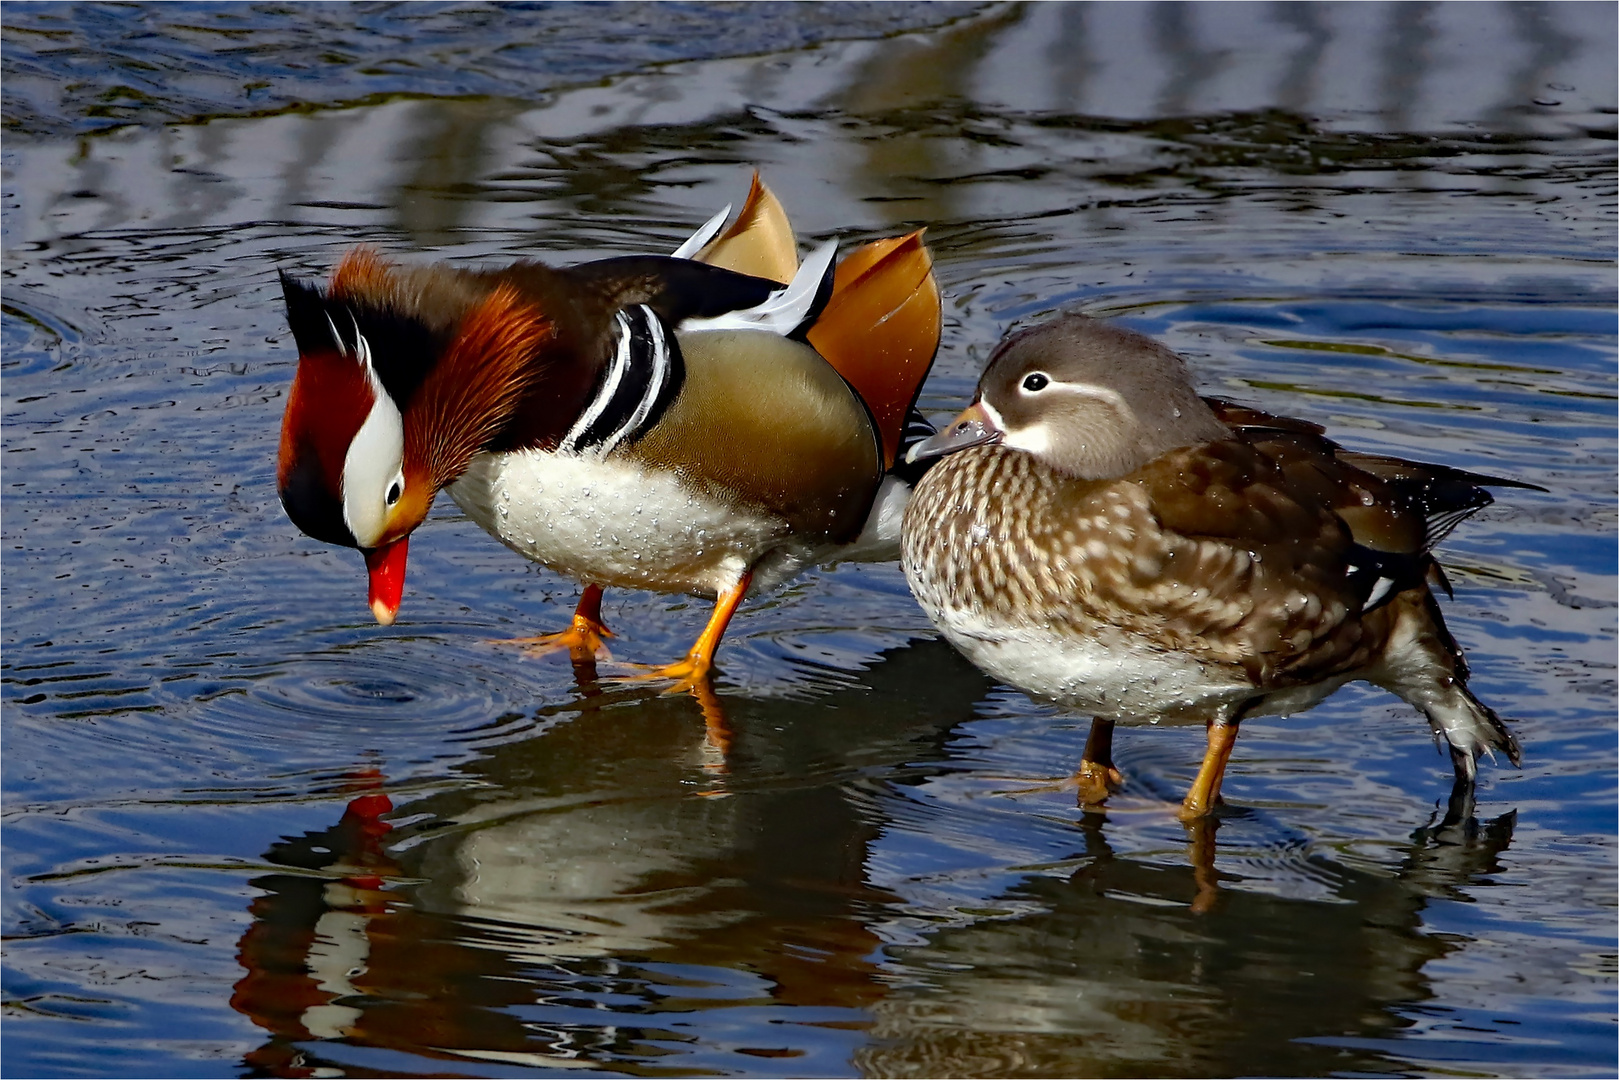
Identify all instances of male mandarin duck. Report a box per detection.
[901,313,1533,819]
[277,175,941,689]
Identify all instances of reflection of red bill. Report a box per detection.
[363,537,408,626]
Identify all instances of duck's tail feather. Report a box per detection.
[1373,591,1522,783]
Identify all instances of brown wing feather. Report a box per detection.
[1120,441,1388,685]
[1203,397,1326,436]
[806,230,942,470]
[911,443,1390,691]
[1224,427,1430,555]
[695,173,799,285]
[624,330,881,544]
[1210,398,1529,554]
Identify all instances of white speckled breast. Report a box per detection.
[901,446,1256,723]
[449,448,795,599]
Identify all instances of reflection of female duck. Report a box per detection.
[857,804,1517,1078]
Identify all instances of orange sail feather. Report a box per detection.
[807,230,942,469]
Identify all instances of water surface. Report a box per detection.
[3,3,1615,1077]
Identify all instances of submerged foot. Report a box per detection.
[986,760,1126,804]
[491,613,614,663]
[615,651,715,696]
[1073,759,1124,807]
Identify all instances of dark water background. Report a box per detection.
[3,3,1615,1076]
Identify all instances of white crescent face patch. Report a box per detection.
[338,331,406,549]
[993,381,1132,459]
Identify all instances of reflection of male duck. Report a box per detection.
[228,641,992,1073]
[229,644,1517,1076]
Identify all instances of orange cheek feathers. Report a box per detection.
[379,467,434,548]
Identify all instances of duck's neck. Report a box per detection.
[403,281,558,487]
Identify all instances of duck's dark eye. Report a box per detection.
[386,481,402,506]
[1022,372,1049,392]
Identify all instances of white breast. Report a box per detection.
[830,474,912,564]
[448,449,807,599]
[927,604,1254,723]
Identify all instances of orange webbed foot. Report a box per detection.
[489,585,614,663]
[495,617,614,663]
[616,650,715,696]
[612,573,749,696]
[1073,759,1125,807]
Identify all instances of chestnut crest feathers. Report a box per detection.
[277,251,549,551]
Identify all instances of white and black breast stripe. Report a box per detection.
[558,305,684,458]
[891,406,940,483]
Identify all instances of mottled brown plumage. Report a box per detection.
[902,313,1529,818]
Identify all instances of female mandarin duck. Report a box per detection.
[902,313,1532,819]
[277,176,941,689]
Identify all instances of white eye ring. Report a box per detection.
[1022,372,1050,393]
[386,473,404,507]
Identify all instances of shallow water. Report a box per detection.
[3,3,1615,1077]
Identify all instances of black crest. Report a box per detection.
[278,269,447,410]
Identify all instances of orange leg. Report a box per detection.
[1073,717,1124,806]
[627,571,752,694]
[690,679,736,785]
[1179,720,1240,820]
[1186,815,1222,914]
[494,584,614,662]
